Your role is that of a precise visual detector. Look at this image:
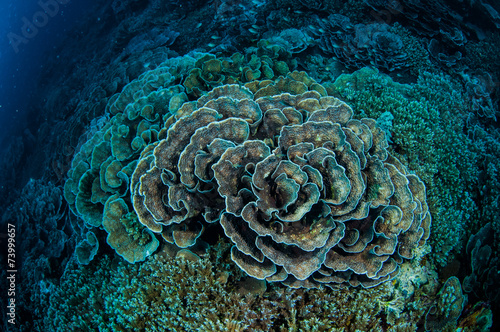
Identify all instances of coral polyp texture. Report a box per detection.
[131,78,431,288]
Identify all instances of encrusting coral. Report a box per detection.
[131,72,431,288]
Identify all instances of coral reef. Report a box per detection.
[45,241,441,331]
[0,179,76,331]
[463,223,500,304]
[62,48,432,290]
[63,54,202,263]
[364,0,500,74]
[6,0,499,329]
[62,51,302,265]
[313,14,409,71]
[324,67,481,267]
[130,73,431,288]
[425,277,466,331]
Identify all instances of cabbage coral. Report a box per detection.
[131,75,431,288]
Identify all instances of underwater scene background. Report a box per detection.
[0,0,499,331]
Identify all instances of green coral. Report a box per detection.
[103,195,159,263]
[425,277,466,331]
[64,55,202,263]
[64,51,303,264]
[75,231,99,265]
[183,51,296,97]
[46,242,440,331]
[324,67,480,267]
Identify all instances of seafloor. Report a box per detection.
[0,0,499,331]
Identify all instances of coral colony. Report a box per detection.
[2,0,499,331]
[57,54,460,330]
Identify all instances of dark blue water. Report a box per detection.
[0,0,100,149]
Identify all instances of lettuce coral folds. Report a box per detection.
[5,0,500,330]
[64,53,431,291]
[133,82,431,289]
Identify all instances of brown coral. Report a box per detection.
[130,75,431,288]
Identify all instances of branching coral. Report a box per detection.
[131,73,431,288]
[324,67,480,267]
[45,241,439,331]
